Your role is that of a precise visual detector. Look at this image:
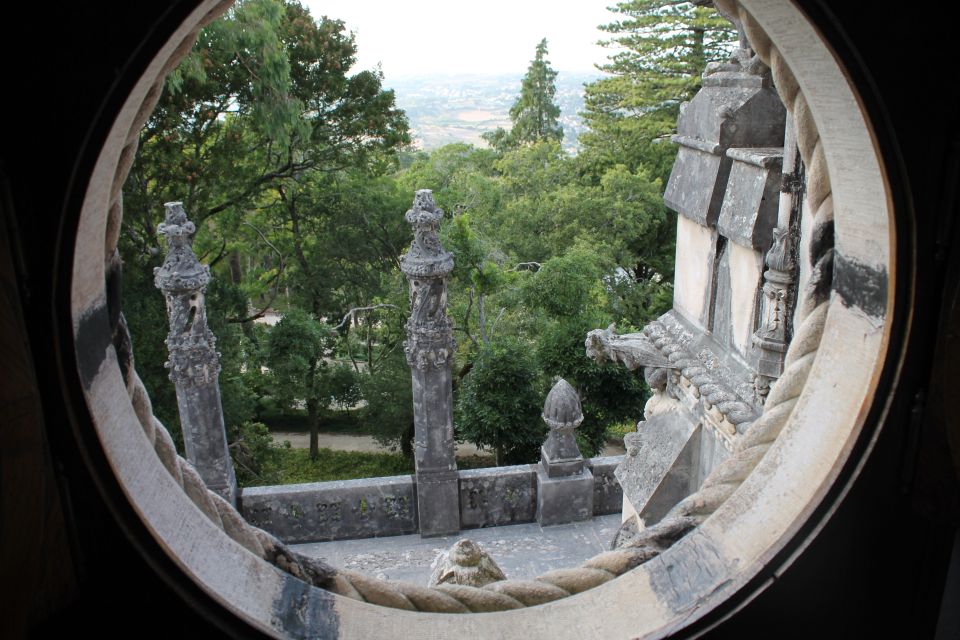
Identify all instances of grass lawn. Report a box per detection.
[245,447,498,487]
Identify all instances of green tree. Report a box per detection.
[456,337,545,465]
[123,0,409,253]
[266,310,360,459]
[511,38,564,144]
[482,38,563,150]
[524,246,647,455]
[121,0,410,458]
[579,0,736,181]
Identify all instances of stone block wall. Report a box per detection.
[241,475,418,544]
[459,465,537,529]
[240,456,623,544]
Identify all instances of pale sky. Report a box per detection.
[301,0,618,79]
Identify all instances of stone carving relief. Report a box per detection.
[752,225,796,401]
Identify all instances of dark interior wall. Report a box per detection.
[0,1,956,638]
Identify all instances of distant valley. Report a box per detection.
[384,72,601,153]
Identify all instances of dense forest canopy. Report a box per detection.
[121,0,735,483]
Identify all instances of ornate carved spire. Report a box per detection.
[154,202,219,386]
[752,225,798,402]
[400,190,456,370]
[153,201,236,505]
[400,189,460,536]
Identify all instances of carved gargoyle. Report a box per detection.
[585,324,675,372]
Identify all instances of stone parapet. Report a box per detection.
[459,465,537,529]
[242,456,623,544]
[241,475,418,544]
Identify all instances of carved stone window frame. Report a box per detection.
[68,1,898,637]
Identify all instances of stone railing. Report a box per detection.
[241,456,622,544]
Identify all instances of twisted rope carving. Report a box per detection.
[100,0,836,614]
[643,321,757,426]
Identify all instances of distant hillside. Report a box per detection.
[385,72,601,153]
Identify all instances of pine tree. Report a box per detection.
[483,39,564,151]
[511,38,564,144]
[579,0,736,181]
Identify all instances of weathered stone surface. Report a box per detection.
[291,513,623,584]
[154,201,237,506]
[428,539,507,587]
[664,69,785,227]
[614,407,699,527]
[416,469,461,538]
[459,465,536,529]
[536,466,594,527]
[240,475,417,543]
[717,147,783,251]
[587,456,624,516]
[400,189,460,537]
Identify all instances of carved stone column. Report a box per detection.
[154,202,237,506]
[400,190,460,537]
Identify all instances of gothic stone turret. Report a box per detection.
[154,202,237,506]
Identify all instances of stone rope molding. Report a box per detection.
[107,0,836,614]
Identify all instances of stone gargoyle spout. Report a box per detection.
[585,324,675,371]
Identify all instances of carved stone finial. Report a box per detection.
[752,225,798,401]
[400,190,460,537]
[400,189,454,278]
[428,539,506,587]
[542,378,584,430]
[540,379,585,477]
[153,202,218,387]
[400,190,456,371]
[154,201,209,293]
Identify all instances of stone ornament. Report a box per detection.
[428,539,507,588]
[153,201,237,505]
[752,226,799,403]
[400,189,456,370]
[154,201,220,387]
[585,324,675,372]
[540,378,586,477]
[401,190,460,536]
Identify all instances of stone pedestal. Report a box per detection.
[536,466,594,526]
[154,202,237,506]
[535,379,594,526]
[400,190,460,537]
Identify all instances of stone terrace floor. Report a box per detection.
[292,512,623,585]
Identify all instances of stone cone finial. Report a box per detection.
[542,378,584,429]
[540,378,585,477]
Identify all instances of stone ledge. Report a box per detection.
[243,457,624,543]
[241,475,418,544]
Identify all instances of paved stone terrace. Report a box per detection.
[292,512,623,585]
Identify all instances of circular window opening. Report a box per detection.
[70,0,897,638]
